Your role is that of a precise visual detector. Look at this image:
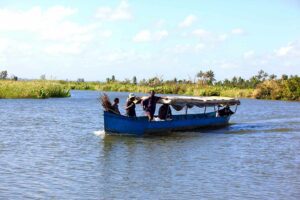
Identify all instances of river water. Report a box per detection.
[0,90,299,199]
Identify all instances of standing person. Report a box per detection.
[143,90,166,121]
[125,93,136,117]
[112,98,120,114]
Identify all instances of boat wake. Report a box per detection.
[225,117,300,134]
[248,117,300,124]
[93,130,106,138]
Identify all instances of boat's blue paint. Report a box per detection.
[104,111,230,135]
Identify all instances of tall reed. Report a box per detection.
[0,80,70,99]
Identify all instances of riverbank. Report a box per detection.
[66,81,254,98]
[0,80,70,98]
[1,79,299,101]
[63,80,300,101]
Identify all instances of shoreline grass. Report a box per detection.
[1,79,299,101]
[0,80,70,99]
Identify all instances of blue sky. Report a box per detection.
[0,0,299,81]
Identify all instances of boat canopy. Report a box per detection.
[153,96,240,111]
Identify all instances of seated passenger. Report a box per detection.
[158,104,172,120]
[112,98,121,114]
[217,105,234,116]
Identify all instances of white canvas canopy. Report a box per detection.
[156,96,240,111]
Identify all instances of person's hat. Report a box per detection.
[128,93,135,99]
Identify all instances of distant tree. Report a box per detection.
[249,76,260,87]
[40,74,46,80]
[0,70,8,79]
[77,78,85,82]
[231,76,238,86]
[223,79,230,86]
[139,78,147,85]
[173,78,177,84]
[111,75,115,82]
[11,75,18,81]
[196,70,215,85]
[205,70,215,84]
[132,76,137,85]
[269,74,277,80]
[256,70,268,81]
[106,77,110,83]
[196,70,205,81]
[123,78,131,84]
[214,80,222,86]
[281,74,288,80]
[237,77,245,87]
[148,76,162,86]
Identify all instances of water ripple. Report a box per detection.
[0,91,299,199]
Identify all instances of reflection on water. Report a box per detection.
[0,90,299,199]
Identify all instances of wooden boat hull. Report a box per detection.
[104,111,230,135]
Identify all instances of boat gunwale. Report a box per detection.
[103,111,226,125]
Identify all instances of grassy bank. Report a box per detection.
[58,81,254,98]
[0,80,70,99]
[1,78,299,101]
[64,80,299,101]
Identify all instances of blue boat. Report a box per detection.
[102,95,240,135]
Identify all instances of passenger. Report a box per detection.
[112,98,120,114]
[158,104,172,120]
[125,93,136,117]
[142,90,167,121]
[217,105,234,116]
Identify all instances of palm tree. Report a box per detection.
[205,70,215,85]
[196,70,204,80]
[196,70,205,85]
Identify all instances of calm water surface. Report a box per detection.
[0,90,299,199]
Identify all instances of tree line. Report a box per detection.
[104,69,298,89]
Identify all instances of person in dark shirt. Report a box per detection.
[217,105,234,116]
[125,93,136,117]
[112,98,120,114]
[158,104,172,120]
[143,90,166,121]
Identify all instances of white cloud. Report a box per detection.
[165,43,206,54]
[0,6,109,57]
[276,46,292,56]
[0,6,77,32]
[195,43,205,51]
[218,34,228,41]
[39,22,97,42]
[274,42,300,57]
[95,0,132,21]
[0,6,42,32]
[0,6,98,43]
[155,19,166,28]
[231,28,245,35]
[244,50,255,59]
[0,37,32,54]
[133,30,151,42]
[98,30,112,38]
[165,44,192,54]
[192,29,210,39]
[97,49,151,63]
[154,30,168,40]
[179,15,197,28]
[0,38,10,52]
[133,30,168,43]
[44,43,82,55]
[219,61,239,69]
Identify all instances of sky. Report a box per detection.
[0,0,299,81]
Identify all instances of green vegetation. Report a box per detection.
[0,80,70,99]
[0,69,299,100]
